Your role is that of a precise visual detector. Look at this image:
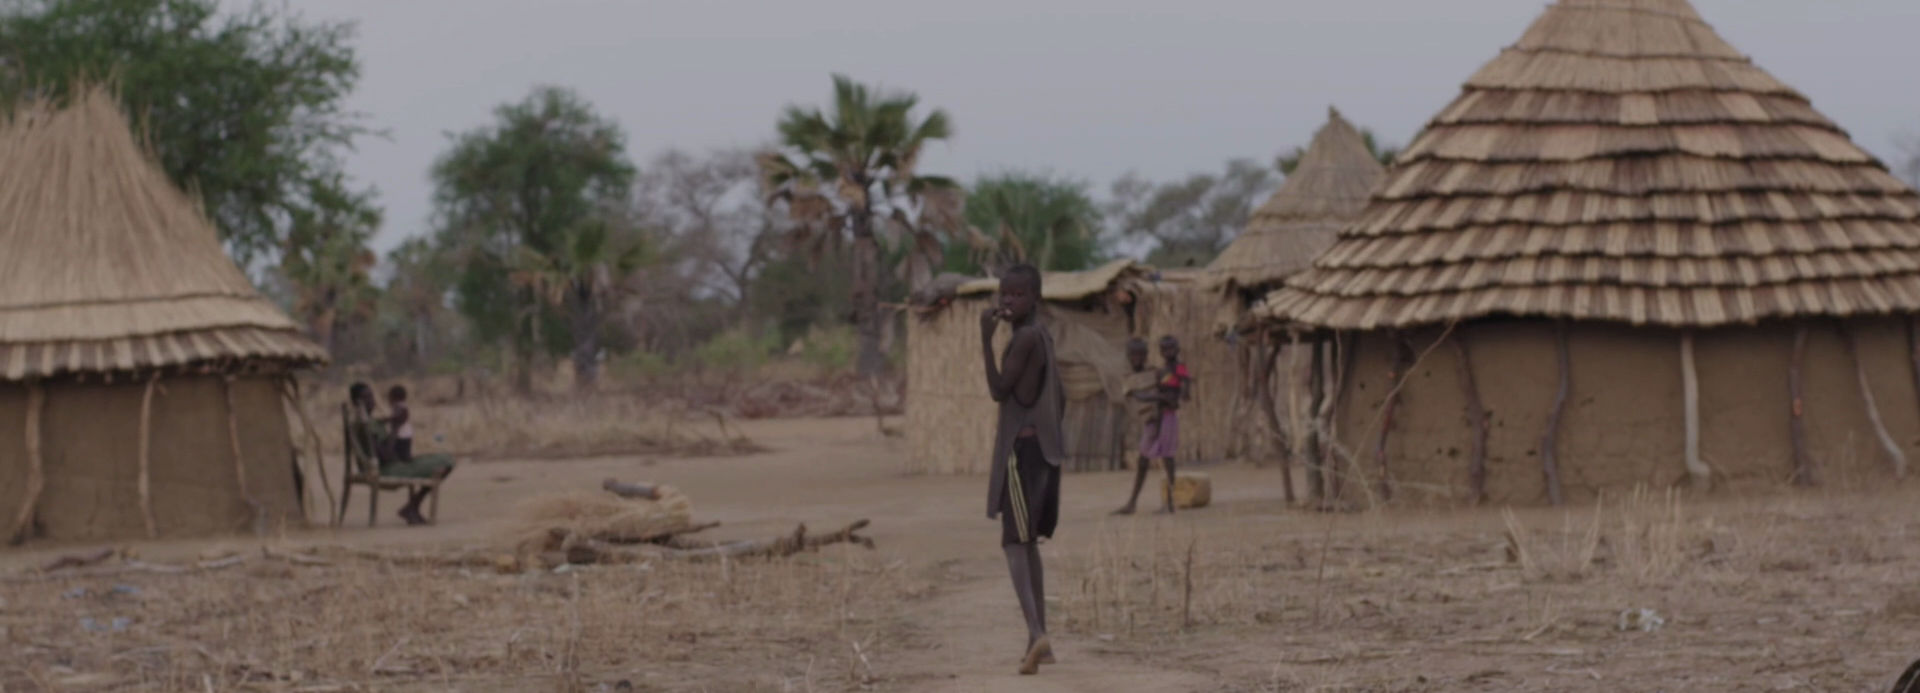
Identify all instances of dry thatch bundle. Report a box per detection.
[1201,108,1385,296]
[505,486,694,554]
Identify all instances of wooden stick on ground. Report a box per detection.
[224,376,264,535]
[1540,321,1570,506]
[39,547,117,573]
[1451,333,1489,505]
[1681,331,1709,491]
[138,374,160,538]
[1840,324,1908,478]
[1789,325,1814,486]
[8,382,45,546]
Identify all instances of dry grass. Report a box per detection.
[0,547,932,692]
[298,390,763,462]
[1056,488,1920,692]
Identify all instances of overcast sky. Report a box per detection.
[280,0,1920,254]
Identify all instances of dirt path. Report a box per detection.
[894,554,1211,692]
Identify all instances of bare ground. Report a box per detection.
[5,416,1920,692]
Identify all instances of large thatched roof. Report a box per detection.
[1201,108,1384,293]
[0,87,326,380]
[1256,0,1920,330]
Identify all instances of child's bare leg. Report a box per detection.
[1004,544,1047,672]
[1026,542,1053,663]
[1114,456,1151,514]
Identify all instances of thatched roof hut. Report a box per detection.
[0,87,326,543]
[1202,108,1386,298]
[1252,0,1920,504]
[907,260,1149,475]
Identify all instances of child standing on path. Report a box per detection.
[979,264,1066,676]
[1115,335,1190,515]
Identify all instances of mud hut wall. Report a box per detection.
[1335,318,1920,504]
[905,300,1004,475]
[1336,328,1469,502]
[1130,284,1241,465]
[0,385,25,533]
[0,375,300,542]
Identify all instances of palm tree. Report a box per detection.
[509,220,650,390]
[759,75,962,376]
[953,173,1101,275]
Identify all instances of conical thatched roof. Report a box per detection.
[1257,0,1920,330]
[1202,108,1384,292]
[0,87,326,380]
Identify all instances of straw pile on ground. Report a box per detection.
[505,486,694,556]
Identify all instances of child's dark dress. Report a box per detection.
[988,323,1067,546]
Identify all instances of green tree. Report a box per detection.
[509,220,650,389]
[276,173,381,356]
[1107,159,1278,268]
[382,237,459,370]
[1276,128,1400,175]
[949,172,1102,275]
[0,0,376,268]
[431,86,637,393]
[758,75,963,376]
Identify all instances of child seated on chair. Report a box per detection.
[348,382,457,526]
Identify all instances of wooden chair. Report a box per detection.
[337,403,444,527]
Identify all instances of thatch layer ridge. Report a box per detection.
[0,86,324,377]
[1257,0,1920,330]
[1201,109,1385,292]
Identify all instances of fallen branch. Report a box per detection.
[559,520,874,565]
[39,548,118,573]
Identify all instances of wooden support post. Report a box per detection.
[1324,332,1358,502]
[1451,332,1488,505]
[223,377,265,535]
[282,377,337,526]
[1539,322,1570,506]
[1260,338,1296,504]
[1681,331,1709,491]
[137,374,160,538]
[1304,335,1327,501]
[1788,325,1814,486]
[8,382,45,545]
[1840,324,1908,478]
[1374,333,1413,502]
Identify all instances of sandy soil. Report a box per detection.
[7,416,1920,692]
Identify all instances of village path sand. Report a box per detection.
[0,415,1250,691]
